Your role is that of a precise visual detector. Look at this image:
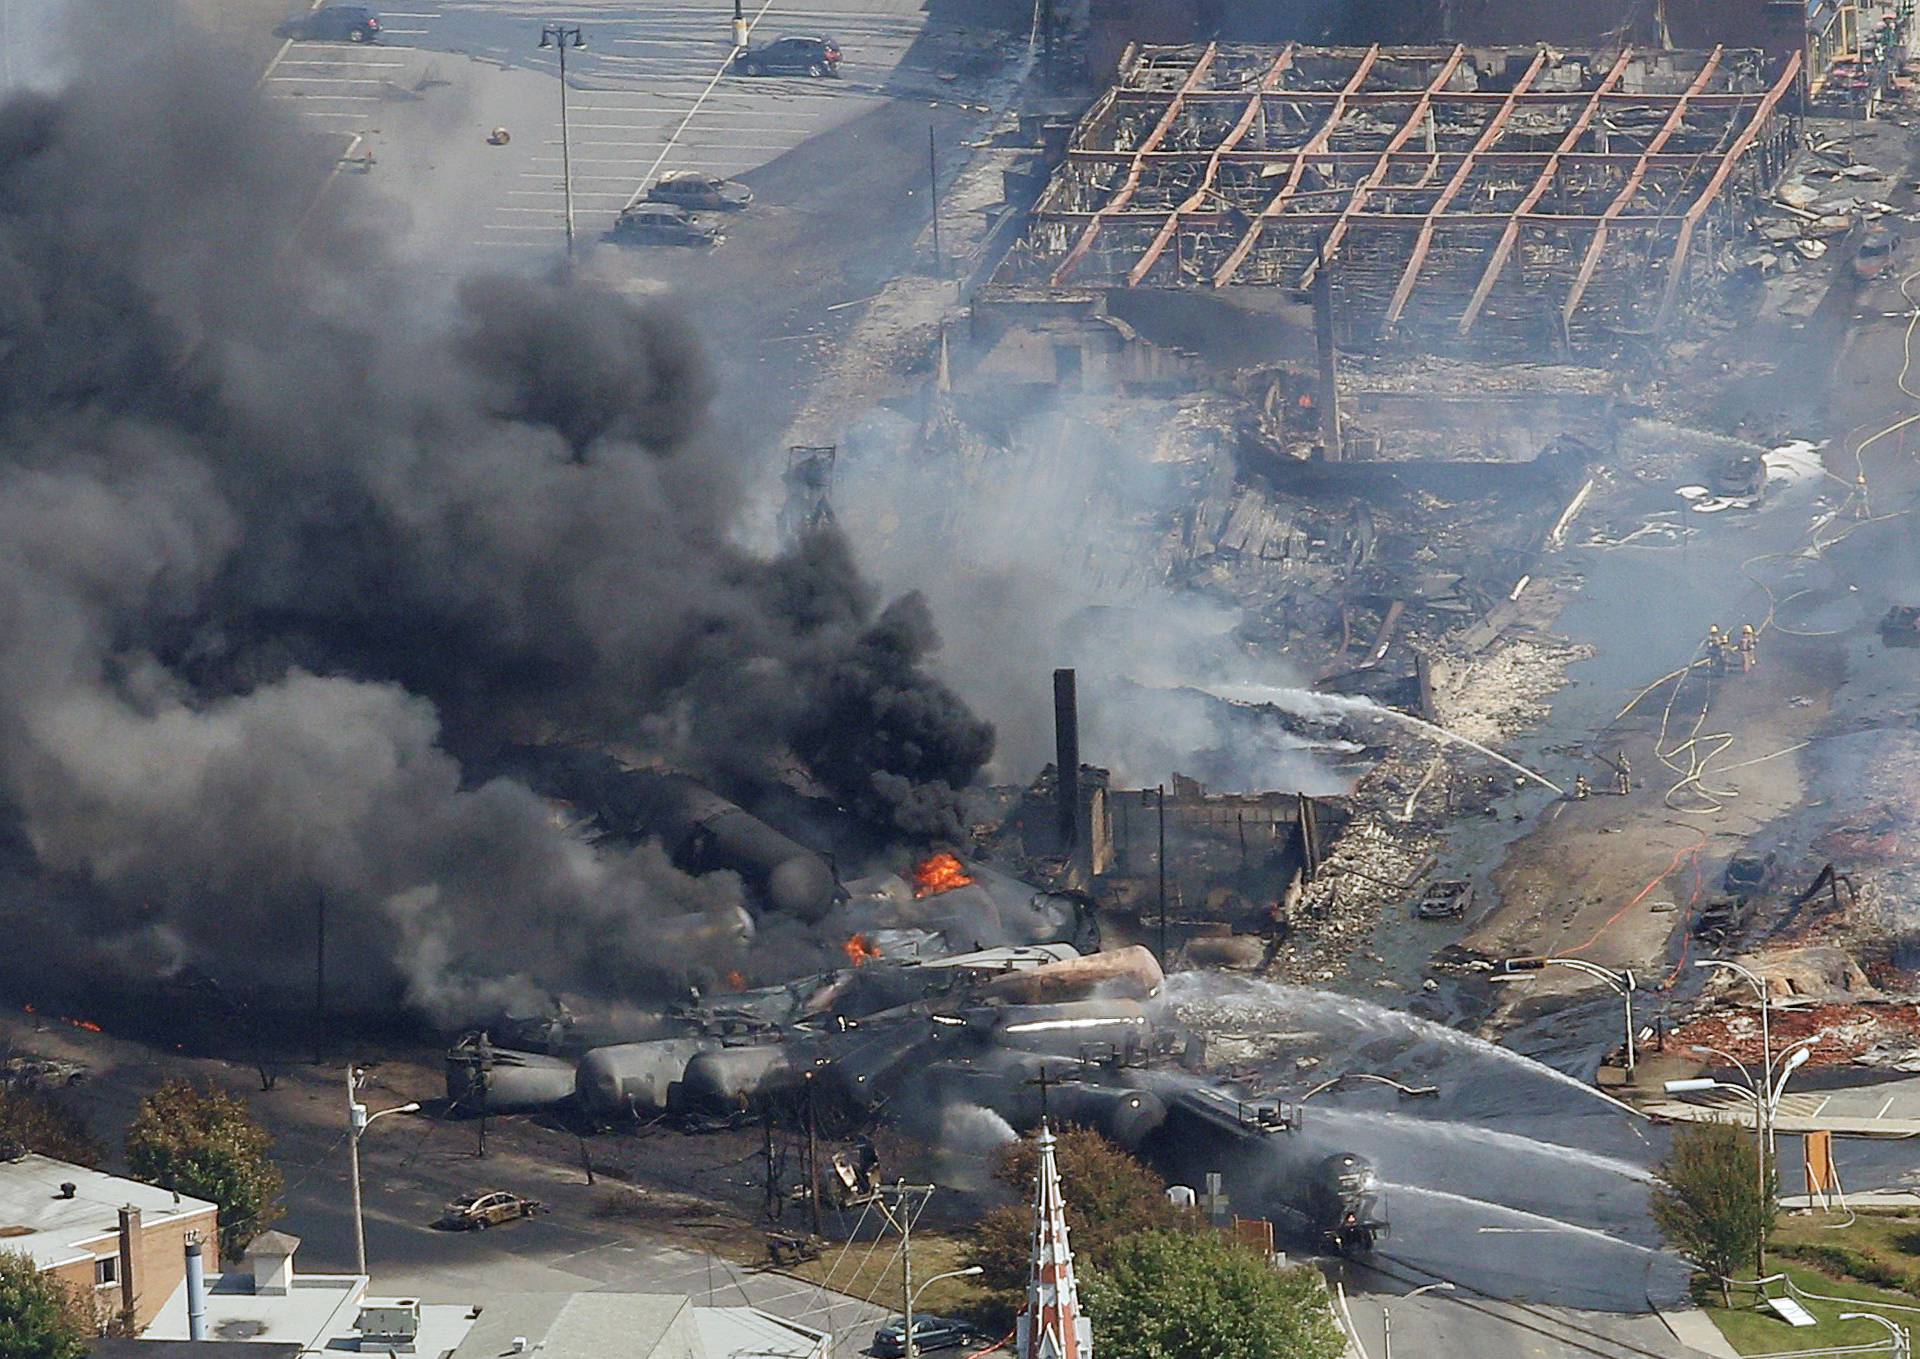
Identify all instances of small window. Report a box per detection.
[94,1256,118,1287]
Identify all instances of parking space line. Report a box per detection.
[268,76,392,83]
[274,58,407,67]
[507,189,632,199]
[381,29,431,35]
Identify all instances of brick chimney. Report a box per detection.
[117,1205,141,1324]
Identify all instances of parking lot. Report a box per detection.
[258,0,941,270]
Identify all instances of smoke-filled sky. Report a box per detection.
[0,9,989,1018]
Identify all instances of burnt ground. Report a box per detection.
[1461,103,1920,1048]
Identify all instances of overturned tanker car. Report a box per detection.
[1156,1086,1388,1257]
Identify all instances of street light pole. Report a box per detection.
[1383,1281,1454,1359]
[1698,959,1771,1139]
[1500,957,1639,1079]
[347,1066,421,1278]
[1667,1038,1814,1279]
[539,24,586,263]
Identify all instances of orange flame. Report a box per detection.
[843,934,882,966]
[68,1018,103,1033]
[912,852,974,899]
[724,970,746,991]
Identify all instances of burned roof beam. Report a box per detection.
[1067,149,1736,166]
[1125,44,1299,287]
[1559,45,1724,332]
[1655,51,1801,327]
[1303,44,1467,289]
[1103,89,1778,105]
[1457,47,1634,336]
[1212,44,1382,288]
[1050,42,1219,287]
[1381,47,1550,328]
[1033,209,1751,225]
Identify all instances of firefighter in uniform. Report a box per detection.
[1738,623,1758,673]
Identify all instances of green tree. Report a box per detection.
[1651,1121,1776,1303]
[0,1089,106,1168]
[126,1080,284,1260]
[0,1249,89,1359]
[962,1127,1181,1308]
[1081,1229,1347,1359]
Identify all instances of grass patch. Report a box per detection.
[775,1229,991,1326]
[1695,1260,1920,1356]
[1772,1209,1920,1297]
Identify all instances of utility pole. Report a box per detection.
[901,1182,917,1359]
[540,24,586,263]
[878,1183,934,1358]
[348,1066,364,1275]
[928,125,942,277]
[805,1074,822,1236]
[1157,785,1168,961]
[314,894,327,1066]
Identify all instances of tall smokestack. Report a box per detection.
[1053,669,1079,851]
[185,1234,208,1342]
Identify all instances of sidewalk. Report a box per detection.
[1655,1303,1741,1359]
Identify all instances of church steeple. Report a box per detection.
[1016,1122,1092,1359]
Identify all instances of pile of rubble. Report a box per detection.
[1675,995,1920,1070]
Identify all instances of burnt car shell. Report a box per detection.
[1723,850,1779,897]
[647,173,753,212]
[437,1190,542,1230]
[610,204,722,247]
[1412,879,1473,920]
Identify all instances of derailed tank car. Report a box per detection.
[1154,1087,1388,1257]
[1297,1152,1388,1256]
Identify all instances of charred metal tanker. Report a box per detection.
[443,941,1389,1255]
[631,773,843,921]
[1156,1085,1389,1257]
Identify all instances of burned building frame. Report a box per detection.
[992,44,1801,357]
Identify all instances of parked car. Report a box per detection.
[872,1316,973,1357]
[732,35,841,77]
[438,1190,542,1230]
[646,172,753,212]
[276,5,381,41]
[1411,879,1473,921]
[609,204,723,247]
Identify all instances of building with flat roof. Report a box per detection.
[0,1153,217,1333]
[450,1293,830,1359]
[144,1232,474,1355]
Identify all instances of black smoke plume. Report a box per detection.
[0,18,989,1019]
